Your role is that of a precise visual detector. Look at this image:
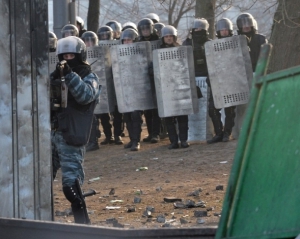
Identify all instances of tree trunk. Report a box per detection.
[195,0,216,38]
[268,0,300,73]
[87,0,100,33]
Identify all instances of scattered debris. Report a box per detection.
[206,207,214,211]
[165,180,170,183]
[164,197,182,203]
[197,218,205,224]
[194,210,208,217]
[180,218,189,224]
[216,185,224,191]
[219,161,228,164]
[134,197,142,203]
[136,167,148,171]
[110,200,123,203]
[156,215,166,223]
[88,177,100,182]
[146,206,155,213]
[109,188,115,195]
[156,186,162,192]
[105,206,121,210]
[187,189,200,196]
[127,206,136,213]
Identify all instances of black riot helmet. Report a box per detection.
[81,31,98,47]
[236,13,257,35]
[154,23,165,38]
[49,31,57,52]
[161,25,177,44]
[215,18,233,38]
[120,28,139,44]
[145,13,160,24]
[105,20,122,39]
[97,26,114,41]
[137,18,154,37]
[61,24,79,38]
[122,21,138,32]
[56,36,87,64]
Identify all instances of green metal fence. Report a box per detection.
[216,44,300,239]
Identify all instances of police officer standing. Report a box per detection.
[236,13,268,71]
[81,31,102,151]
[61,24,79,38]
[137,18,161,143]
[49,31,57,52]
[160,25,190,149]
[96,25,124,145]
[207,18,236,143]
[76,16,87,37]
[120,28,143,151]
[50,36,101,224]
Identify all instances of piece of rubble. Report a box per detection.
[127,206,136,213]
[187,189,200,196]
[146,206,155,213]
[216,185,224,191]
[134,197,142,203]
[197,218,205,224]
[180,218,189,224]
[194,210,208,217]
[156,186,162,192]
[156,215,166,223]
[164,197,182,203]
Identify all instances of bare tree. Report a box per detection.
[268,0,300,73]
[87,0,100,32]
[158,0,196,28]
[195,0,216,38]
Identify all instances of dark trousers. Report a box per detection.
[165,115,188,143]
[124,110,142,142]
[144,108,161,137]
[208,93,236,135]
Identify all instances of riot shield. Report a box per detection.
[86,46,115,114]
[205,35,252,109]
[49,51,59,73]
[150,39,161,51]
[98,39,121,48]
[153,45,199,118]
[188,77,214,141]
[110,41,156,113]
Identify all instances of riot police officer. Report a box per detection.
[121,28,143,151]
[154,22,165,38]
[97,25,124,145]
[97,25,114,41]
[81,31,102,151]
[183,18,211,77]
[236,13,267,71]
[50,36,101,224]
[76,16,87,37]
[49,31,57,52]
[160,25,190,149]
[122,21,138,32]
[145,13,160,24]
[61,24,79,38]
[137,18,161,143]
[207,18,236,144]
[106,20,122,40]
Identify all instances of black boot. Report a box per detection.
[208,102,223,144]
[178,119,189,148]
[223,106,236,142]
[124,119,133,149]
[151,109,161,143]
[114,136,124,145]
[100,113,114,145]
[166,121,179,150]
[130,141,140,151]
[63,185,90,224]
[86,116,100,152]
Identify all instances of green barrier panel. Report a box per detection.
[216,44,300,239]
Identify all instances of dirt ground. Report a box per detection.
[53,120,237,229]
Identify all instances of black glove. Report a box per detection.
[50,69,60,81]
[56,61,72,77]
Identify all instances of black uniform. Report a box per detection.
[160,42,189,149]
[139,34,162,143]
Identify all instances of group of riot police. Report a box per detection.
[49,12,267,224]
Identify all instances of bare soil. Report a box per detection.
[53,120,237,229]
